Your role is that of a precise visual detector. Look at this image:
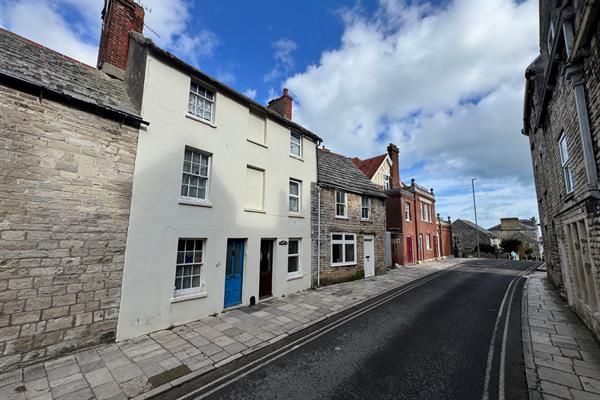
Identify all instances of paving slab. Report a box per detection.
[524,272,600,399]
[0,258,461,399]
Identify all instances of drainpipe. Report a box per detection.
[317,184,321,288]
[565,63,599,193]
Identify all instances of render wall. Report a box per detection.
[118,54,317,340]
[0,83,138,370]
[311,185,386,286]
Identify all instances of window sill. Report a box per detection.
[335,216,348,220]
[287,273,303,281]
[244,208,266,214]
[289,154,304,162]
[186,113,217,128]
[179,198,213,208]
[331,262,357,267]
[361,218,371,222]
[289,214,304,219]
[247,138,268,148]
[171,291,207,303]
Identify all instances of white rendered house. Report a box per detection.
[96,0,321,340]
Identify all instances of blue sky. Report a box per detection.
[0,0,540,228]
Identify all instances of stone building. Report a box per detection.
[353,144,453,266]
[0,28,143,370]
[312,149,387,286]
[451,219,501,258]
[523,0,600,337]
[488,217,541,259]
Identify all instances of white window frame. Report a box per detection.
[383,174,390,190]
[361,196,371,220]
[420,202,431,222]
[174,239,205,297]
[335,190,347,218]
[331,233,357,266]
[559,134,574,194]
[289,179,301,213]
[180,148,211,204]
[405,203,411,222]
[287,238,301,275]
[188,82,215,122]
[426,234,431,250]
[290,132,302,158]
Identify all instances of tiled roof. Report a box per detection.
[352,154,387,179]
[0,28,140,120]
[318,149,386,198]
[488,219,537,231]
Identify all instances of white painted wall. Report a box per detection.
[117,55,317,340]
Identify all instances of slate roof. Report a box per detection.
[318,149,386,198]
[0,28,140,122]
[453,219,500,238]
[352,154,387,179]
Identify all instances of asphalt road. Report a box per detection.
[174,259,540,400]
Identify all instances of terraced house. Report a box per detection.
[523,0,600,337]
[91,0,322,339]
[312,149,387,286]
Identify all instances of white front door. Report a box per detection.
[364,235,375,278]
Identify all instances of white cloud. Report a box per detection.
[264,38,297,82]
[243,88,257,99]
[0,0,219,66]
[285,0,539,226]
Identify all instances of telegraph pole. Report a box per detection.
[472,178,480,258]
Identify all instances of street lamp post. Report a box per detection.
[472,178,480,258]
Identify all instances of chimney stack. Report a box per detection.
[387,143,400,188]
[97,0,144,78]
[268,88,293,120]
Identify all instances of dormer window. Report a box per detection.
[188,82,215,122]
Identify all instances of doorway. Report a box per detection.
[259,239,273,298]
[364,235,375,278]
[224,239,244,308]
[407,237,414,264]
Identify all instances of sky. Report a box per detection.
[0,0,540,228]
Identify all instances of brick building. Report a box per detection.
[353,144,453,266]
[523,1,600,336]
[312,149,387,286]
[0,28,143,370]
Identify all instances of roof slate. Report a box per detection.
[453,219,500,238]
[0,28,139,119]
[318,149,386,198]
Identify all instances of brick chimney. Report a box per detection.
[387,143,400,189]
[268,88,293,120]
[97,0,144,78]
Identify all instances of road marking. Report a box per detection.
[481,264,539,400]
[177,263,465,400]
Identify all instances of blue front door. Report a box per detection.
[224,239,244,307]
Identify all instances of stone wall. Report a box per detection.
[0,83,139,371]
[311,184,386,286]
[526,2,600,341]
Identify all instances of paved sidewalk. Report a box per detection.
[0,258,462,400]
[524,272,600,400]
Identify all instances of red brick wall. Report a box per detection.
[439,222,453,257]
[97,0,144,70]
